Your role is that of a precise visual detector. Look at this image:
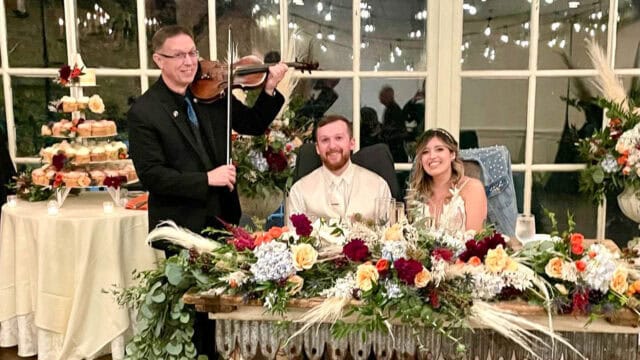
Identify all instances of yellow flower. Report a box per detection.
[610,267,629,294]
[291,243,318,271]
[356,263,379,291]
[384,223,403,241]
[414,269,432,288]
[545,257,564,279]
[484,245,516,273]
[287,275,304,295]
[88,94,105,113]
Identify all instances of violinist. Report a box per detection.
[128,24,287,359]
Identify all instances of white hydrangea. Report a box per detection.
[580,244,619,292]
[320,273,356,299]
[250,241,295,282]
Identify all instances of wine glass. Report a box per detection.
[375,197,394,228]
[515,214,536,245]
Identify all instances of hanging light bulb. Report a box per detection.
[500,28,509,43]
[328,31,336,41]
[409,31,415,38]
[559,39,566,48]
[568,1,580,8]
[484,19,492,36]
[551,22,561,31]
[415,29,421,37]
[601,24,607,32]
[316,1,323,13]
[325,6,333,21]
[361,8,370,18]
[589,28,596,37]
[316,30,323,39]
[547,38,557,47]
[320,43,328,52]
[390,52,395,63]
[523,21,530,30]
[395,45,402,56]
[573,23,581,32]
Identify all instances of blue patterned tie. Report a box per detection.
[184,96,199,129]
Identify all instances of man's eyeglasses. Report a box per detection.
[156,50,199,60]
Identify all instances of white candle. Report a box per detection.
[103,201,114,214]
[47,200,59,216]
[7,195,17,207]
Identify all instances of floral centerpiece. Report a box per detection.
[518,211,640,322]
[113,211,620,359]
[576,40,640,204]
[55,63,84,86]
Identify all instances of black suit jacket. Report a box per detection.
[128,78,284,244]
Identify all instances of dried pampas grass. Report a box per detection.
[147,220,222,254]
[586,38,628,111]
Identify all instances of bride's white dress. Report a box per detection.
[423,180,468,237]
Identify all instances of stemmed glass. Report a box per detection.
[375,197,395,229]
[515,213,536,245]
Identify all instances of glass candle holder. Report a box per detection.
[103,201,114,214]
[47,200,59,216]
[7,195,17,207]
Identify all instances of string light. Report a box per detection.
[551,22,561,31]
[316,1,323,13]
[320,43,327,52]
[324,5,332,22]
[327,31,336,41]
[500,27,509,43]
[484,18,492,37]
[568,1,580,8]
[559,38,566,48]
[251,4,260,16]
[573,22,581,32]
[395,44,402,56]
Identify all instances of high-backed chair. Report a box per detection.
[291,142,401,200]
[460,145,518,236]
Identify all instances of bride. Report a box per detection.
[409,128,487,235]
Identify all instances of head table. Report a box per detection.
[0,192,163,360]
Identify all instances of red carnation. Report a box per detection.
[393,258,423,285]
[290,213,313,236]
[343,239,369,262]
[264,148,288,172]
[431,248,453,262]
[572,289,589,315]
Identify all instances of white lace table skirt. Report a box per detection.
[0,315,125,360]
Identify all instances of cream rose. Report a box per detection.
[291,243,318,271]
[384,223,403,241]
[610,267,629,294]
[41,125,52,136]
[484,245,516,273]
[287,275,304,295]
[88,94,105,113]
[356,263,379,291]
[545,257,564,279]
[414,269,432,288]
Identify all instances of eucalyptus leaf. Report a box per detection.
[166,340,183,355]
[165,262,185,286]
[151,292,166,303]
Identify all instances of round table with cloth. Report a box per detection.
[0,192,163,360]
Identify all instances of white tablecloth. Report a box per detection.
[0,192,163,359]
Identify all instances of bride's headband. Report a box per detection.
[420,128,458,146]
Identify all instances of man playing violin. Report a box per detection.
[128,24,287,359]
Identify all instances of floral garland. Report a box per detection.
[112,209,640,359]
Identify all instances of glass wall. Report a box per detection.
[3,0,640,242]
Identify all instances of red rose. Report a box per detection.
[290,213,312,236]
[52,153,67,171]
[58,65,71,84]
[393,258,423,285]
[343,239,369,262]
[569,233,584,246]
[375,258,389,275]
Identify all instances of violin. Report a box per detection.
[190,55,319,103]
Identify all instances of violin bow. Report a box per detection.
[226,26,233,166]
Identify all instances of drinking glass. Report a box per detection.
[395,201,406,223]
[374,197,395,228]
[515,214,536,245]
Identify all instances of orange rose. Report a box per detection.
[376,258,389,273]
[414,269,432,288]
[253,232,273,247]
[618,152,629,166]
[571,243,584,255]
[467,256,482,266]
[575,260,587,273]
[610,268,629,294]
[632,280,640,292]
[356,263,379,291]
[569,233,584,246]
[588,250,597,259]
[268,226,288,239]
[229,279,238,288]
[545,257,564,279]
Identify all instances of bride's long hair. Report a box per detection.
[410,128,465,199]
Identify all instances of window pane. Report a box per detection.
[94,76,141,141]
[359,0,427,71]
[460,79,528,164]
[76,1,139,68]
[537,0,610,70]
[289,0,352,71]
[12,77,68,157]
[5,0,67,67]
[461,0,530,70]
[361,78,424,163]
[533,171,597,239]
[293,77,352,133]
[615,0,640,69]
[145,1,210,68]
[534,77,598,164]
[217,0,280,63]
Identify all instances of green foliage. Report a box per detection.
[7,169,53,202]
